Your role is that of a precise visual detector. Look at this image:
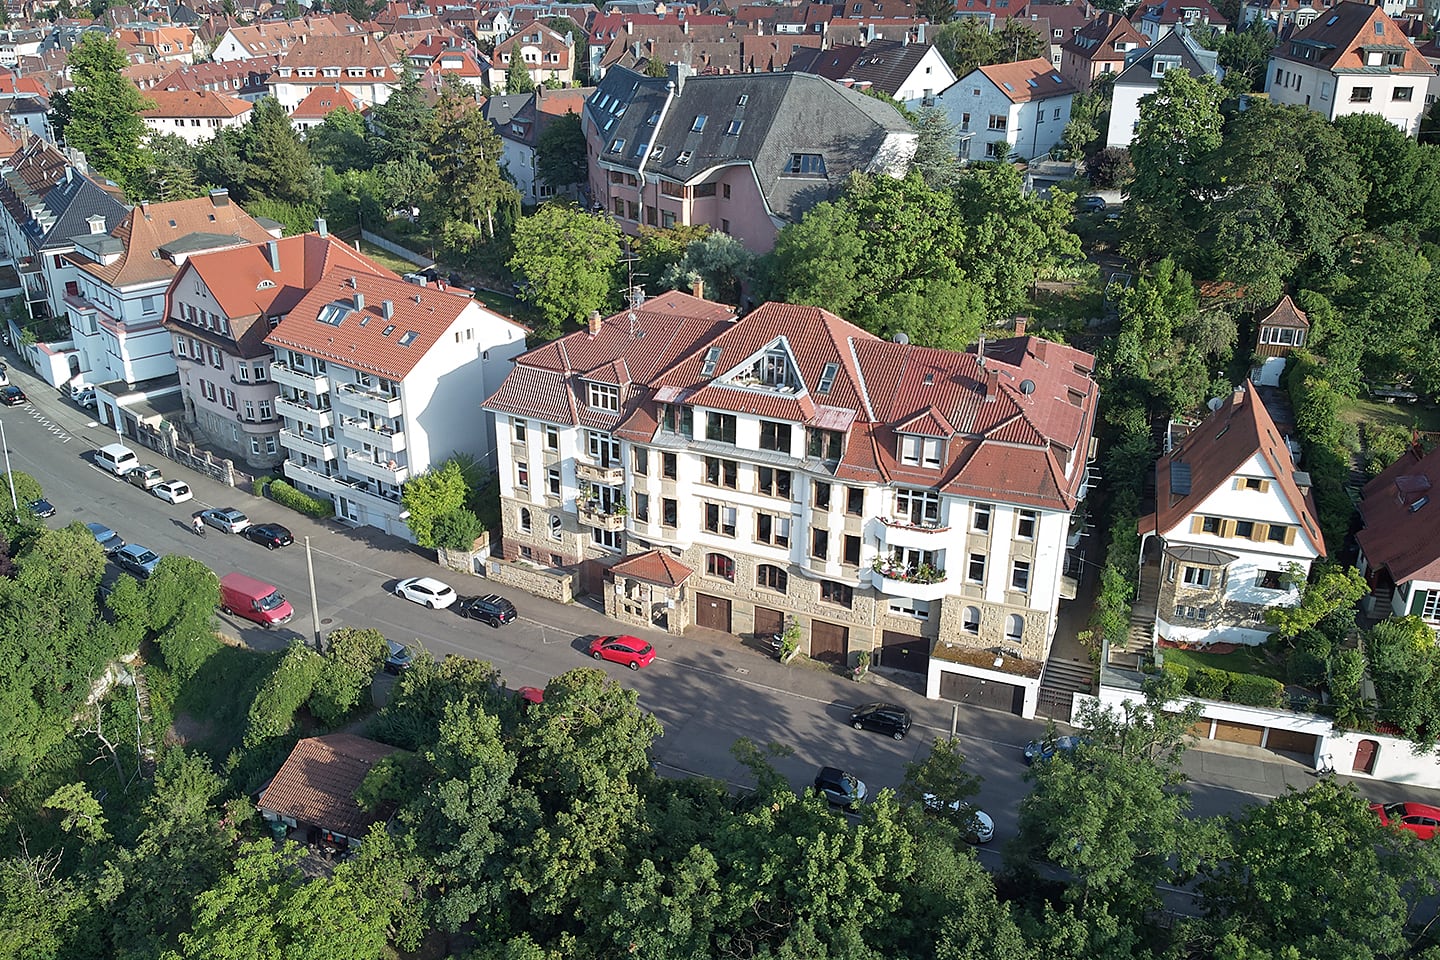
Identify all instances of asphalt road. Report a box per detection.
[1,355,1434,869]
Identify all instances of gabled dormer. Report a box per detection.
[893,407,956,470]
[715,337,804,394]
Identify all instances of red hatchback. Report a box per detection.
[588,635,656,670]
[1372,801,1440,840]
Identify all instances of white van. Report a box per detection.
[95,442,139,477]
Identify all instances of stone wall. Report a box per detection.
[936,595,1051,661]
[487,558,574,604]
[437,532,492,576]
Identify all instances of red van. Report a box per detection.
[219,572,294,627]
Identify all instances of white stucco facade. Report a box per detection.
[934,69,1073,161]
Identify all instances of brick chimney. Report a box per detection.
[690,277,704,299]
[588,308,603,335]
[1013,316,1026,337]
[985,366,1000,400]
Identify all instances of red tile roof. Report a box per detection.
[1139,381,1325,554]
[611,548,693,586]
[977,57,1077,101]
[141,88,253,119]
[1258,294,1310,329]
[1358,441,1440,584]
[1273,1,1433,74]
[258,734,400,838]
[264,272,525,382]
[290,83,364,119]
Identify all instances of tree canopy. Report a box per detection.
[63,34,154,195]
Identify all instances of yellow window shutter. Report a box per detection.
[1222,520,1236,538]
[1260,480,1271,493]
[1284,526,1296,545]
[1252,523,1267,542]
[1191,516,1203,534]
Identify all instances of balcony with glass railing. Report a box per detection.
[337,381,402,417]
[343,450,409,485]
[340,416,406,453]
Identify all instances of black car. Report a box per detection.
[383,639,414,674]
[848,702,913,741]
[813,766,868,809]
[243,522,294,549]
[459,593,517,627]
[0,385,26,405]
[27,498,55,519]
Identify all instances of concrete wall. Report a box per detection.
[359,230,433,269]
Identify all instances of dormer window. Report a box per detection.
[899,434,943,469]
[587,382,620,412]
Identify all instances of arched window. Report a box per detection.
[1005,614,1024,644]
[706,553,735,582]
[962,606,980,633]
[756,564,788,593]
[519,508,532,533]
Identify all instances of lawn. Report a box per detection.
[1160,643,1287,683]
[1338,397,1440,435]
[358,239,428,277]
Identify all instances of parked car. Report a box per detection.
[1024,735,1085,765]
[126,466,164,491]
[27,498,55,519]
[848,702,913,740]
[383,640,415,674]
[0,385,26,405]
[1078,194,1107,212]
[588,634,656,670]
[199,507,250,534]
[813,766,867,809]
[218,572,294,628]
[394,576,458,609]
[152,480,192,503]
[459,593,517,627]
[242,522,294,549]
[516,686,545,707]
[73,387,96,408]
[921,795,995,843]
[114,544,161,579]
[1372,801,1440,840]
[86,521,125,554]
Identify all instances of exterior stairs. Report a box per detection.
[1037,658,1096,718]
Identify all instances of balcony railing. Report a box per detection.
[340,416,406,453]
[578,502,626,532]
[577,461,624,486]
[279,428,337,462]
[344,451,409,485]
[337,382,402,417]
[871,559,950,603]
[270,361,329,394]
[275,395,334,429]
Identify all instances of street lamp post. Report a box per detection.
[0,419,17,521]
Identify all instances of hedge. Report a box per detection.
[254,476,334,519]
[1161,661,1284,709]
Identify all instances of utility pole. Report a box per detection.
[305,535,322,651]
[0,419,17,521]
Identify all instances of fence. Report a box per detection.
[360,229,434,270]
[133,420,255,490]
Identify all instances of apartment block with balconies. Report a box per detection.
[484,296,1098,717]
[265,272,528,541]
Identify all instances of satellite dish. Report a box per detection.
[1019,379,1036,395]
[1207,396,1225,412]
[892,331,910,344]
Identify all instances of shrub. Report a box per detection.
[244,643,324,748]
[310,627,387,727]
[267,479,333,519]
[1227,674,1285,708]
[1189,666,1230,700]
[252,476,274,497]
[432,507,483,551]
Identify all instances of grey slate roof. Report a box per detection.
[1114,26,1218,85]
[587,66,914,225]
[785,39,934,97]
[28,173,127,253]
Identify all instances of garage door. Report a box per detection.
[880,631,929,674]
[939,671,1026,715]
[1266,728,1318,756]
[1213,719,1265,746]
[810,619,848,664]
[695,593,732,633]
[753,605,785,641]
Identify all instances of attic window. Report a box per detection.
[817,362,838,394]
[609,138,625,153]
[634,141,648,158]
[257,279,276,289]
[1374,19,1383,33]
[737,94,748,105]
[1002,81,1014,91]
[168,219,177,227]
[676,150,692,164]
[1325,13,1338,23]
[382,324,396,336]
[726,120,742,135]
[701,346,722,376]
[651,145,666,160]
[316,303,348,326]
[691,114,707,132]
[397,330,420,347]
[788,153,826,175]
[647,111,659,124]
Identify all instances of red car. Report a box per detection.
[588,635,656,670]
[1372,801,1440,840]
[516,686,544,706]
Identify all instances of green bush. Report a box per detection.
[1227,674,1285,708]
[1161,662,1190,686]
[267,479,334,519]
[1189,666,1230,700]
[432,507,483,551]
[252,476,274,497]
[310,627,387,727]
[244,643,324,749]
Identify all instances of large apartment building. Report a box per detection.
[484,294,1098,715]
[263,272,528,540]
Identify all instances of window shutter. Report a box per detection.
[1260,480,1271,493]
[1222,520,1236,538]
[1284,526,1296,545]
[1191,516,1203,534]
[1252,523,1266,542]
[1233,477,1244,490]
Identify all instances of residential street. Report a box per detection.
[0,354,1431,873]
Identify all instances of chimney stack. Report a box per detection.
[265,239,280,272]
[690,277,704,299]
[985,366,1000,400]
[382,299,393,320]
[353,292,365,311]
[1013,316,1026,337]
[588,309,603,335]
[1233,381,1246,405]
[1293,470,1312,499]
[315,217,328,237]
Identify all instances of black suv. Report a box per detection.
[460,594,517,627]
[813,766,867,809]
[848,702,913,741]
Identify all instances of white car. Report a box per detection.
[152,480,192,504]
[923,794,995,843]
[393,576,457,609]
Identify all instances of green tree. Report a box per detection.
[1337,113,1440,237]
[1112,257,1210,416]
[1215,21,1276,97]
[63,33,153,193]
[144,556,221,682]
[244,643,324,749]
[0,469,43,509]
[376,156,437,216]
[919,0,954,24]
[369,68,433,166]
[910,105,960,191]
[238,97,315,205]
[644,56,668,78]
[305,106,369,173]
[534,110,586,192]
[933,17,1001,75]
[634,222,710,285]
[1366,616,1440,747]
[136,133,203,202]
[1265,563,1367,640]
[44,782,110,844]
[509,202,622,336]
[505,53,536,93]
[310,626,387,726]
[896,736,983,828]
[400,459,472,549]
[658,230,755,305]
[424,82,521,239]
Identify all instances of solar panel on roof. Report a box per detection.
[1170,461,1192,496]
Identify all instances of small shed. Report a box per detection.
[605,549,693,635]
[1253,295,1310,386]
[257,733,401,847]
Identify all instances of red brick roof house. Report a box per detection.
[1059,11,1148,92]
[258,734,402,845]
[139,88,253,143]
[487,20,575,89]
[267,34,403,112]
[289,83,364,131]
[1358,441,1440,627]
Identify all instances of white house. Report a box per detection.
[933,57,1076,161]
[484,298,1099,718]
[786,39,958,109]
[263,273,529,540]
[267,34,401,112]
[1107,26,1222,149]
[1131,0,1228,44]
[1264,0,1435,137]
[1138,382,1325,647]
[140,89,253,146]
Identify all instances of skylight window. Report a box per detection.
[634,141,648,158]
[609,138,625,153]
[1002,81,1014,91]
[691,114,707,132]
[397,330,420,347]
[701,346,722,376]
[817,362,838,394]
[382,324,396,336]
[676,150,692,164]
[647,111,659,124]
[316,303,348,326]
[737,94,748,105]
[651,145,666,160]
[726,120,743,135]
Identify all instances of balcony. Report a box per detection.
[279,428,337,462]
[880,516,951,550]
[340,416,406,453]
[270,361,329,394]
[577,460,624,486]
[337,382,402,417]
[275,395,333,430]
[578,502,626,532]
[344,451,410,485]
[871,560,951,603]
[288,463,403,509]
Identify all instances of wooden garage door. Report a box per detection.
[810,619,848,664]
[1213,719,1265,746]
[880,631,929,674]
[695,593,732,633]
[939,671,1027,715]
[753,605,785,640]
[1266,728,1319,756]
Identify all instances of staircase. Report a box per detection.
[130,662,157,778]
[1113,563,1160,665]
[1037,658,1096,718]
